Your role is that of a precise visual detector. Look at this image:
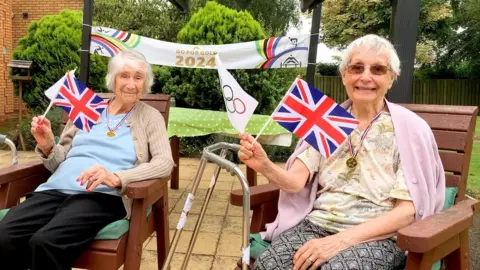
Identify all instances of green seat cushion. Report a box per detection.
[0,206,152,240]
[94,206,152,240]
[94,219,130,240]
[0,209,8,221]
[431,261,441,270]
[431,187,458,270]
[249,233,271,260]
[443,187,458,209]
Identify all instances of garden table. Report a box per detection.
[167,107,292,189]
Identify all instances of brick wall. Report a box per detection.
[12,0,83,46]
[0,0,13,121]
[0,0,83,120]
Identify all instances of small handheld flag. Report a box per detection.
[272,78,359,158]
[49,71,108,132]
[215,54,258,133]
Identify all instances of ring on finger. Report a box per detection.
[307,257,314,265]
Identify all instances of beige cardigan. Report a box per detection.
[35,101,174,218]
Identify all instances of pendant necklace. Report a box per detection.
[346,103,385,169]
[106,100,137,137]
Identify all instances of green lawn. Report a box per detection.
[466,117,480,198]
[476,117,480,140]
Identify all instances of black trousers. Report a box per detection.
[0,190,126,270]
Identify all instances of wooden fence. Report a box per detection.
[314,76,347,101]
[314,76,480,108]
[412,79,480,106]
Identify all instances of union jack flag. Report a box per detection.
[52,72,108,132]
[272,78,359,158]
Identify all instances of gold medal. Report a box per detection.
[346,102,385,170]
[105,99,137,138]
[346,157,357,168]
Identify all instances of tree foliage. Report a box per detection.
[12,9,108,111]
[156,1,299,115]
[316,63,340,76]
[214,0,300,36]
[320,0,454,66]
[93,0,300,41]
[411,0,480,79]
[93,0,197,42]
[177,1,265,44]
[443,0,480,78]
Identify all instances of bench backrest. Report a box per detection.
[400,104,478,202]
[97,93,171,125]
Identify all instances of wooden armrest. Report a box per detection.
[397,199,479,253]
[230,183,280,208]
[0,160,47,185]
[126,177,170,199]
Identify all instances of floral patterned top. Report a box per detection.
[297,111,412,233]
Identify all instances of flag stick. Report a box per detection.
[42,100,54,118]
[38,99,54,125]
[38,69,70,125]
[251,116,272,146]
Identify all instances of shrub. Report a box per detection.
[11,9,108,150]
[12,9,108,112]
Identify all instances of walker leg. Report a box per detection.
[230,167,251,270]
[162,156,209,270]
[181,148,228,269]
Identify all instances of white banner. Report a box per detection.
[90,26,310,69]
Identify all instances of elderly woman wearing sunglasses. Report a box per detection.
[238,34,445,270]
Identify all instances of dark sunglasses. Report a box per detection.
[346,64,391,75]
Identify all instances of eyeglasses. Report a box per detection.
[346,64,391,75]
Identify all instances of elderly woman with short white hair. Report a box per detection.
[238,34,445,270]
[0,50,174,270]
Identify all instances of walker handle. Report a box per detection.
[203,142,240,173]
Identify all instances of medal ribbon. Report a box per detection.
[106,99,137,134]
[347,103,385,159]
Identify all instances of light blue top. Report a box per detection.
[35,110,137,196]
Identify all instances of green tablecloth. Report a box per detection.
[167,107,292,147]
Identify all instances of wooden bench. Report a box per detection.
[231,104,480,270]
[0,94,172,270]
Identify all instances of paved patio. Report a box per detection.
[0,150,272,270]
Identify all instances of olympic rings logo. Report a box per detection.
[222,84,246,114]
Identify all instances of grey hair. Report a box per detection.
[339,34,401,76]
[105,50,154,93]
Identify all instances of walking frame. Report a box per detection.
[0,134,18,165]
[162,142,251,270]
